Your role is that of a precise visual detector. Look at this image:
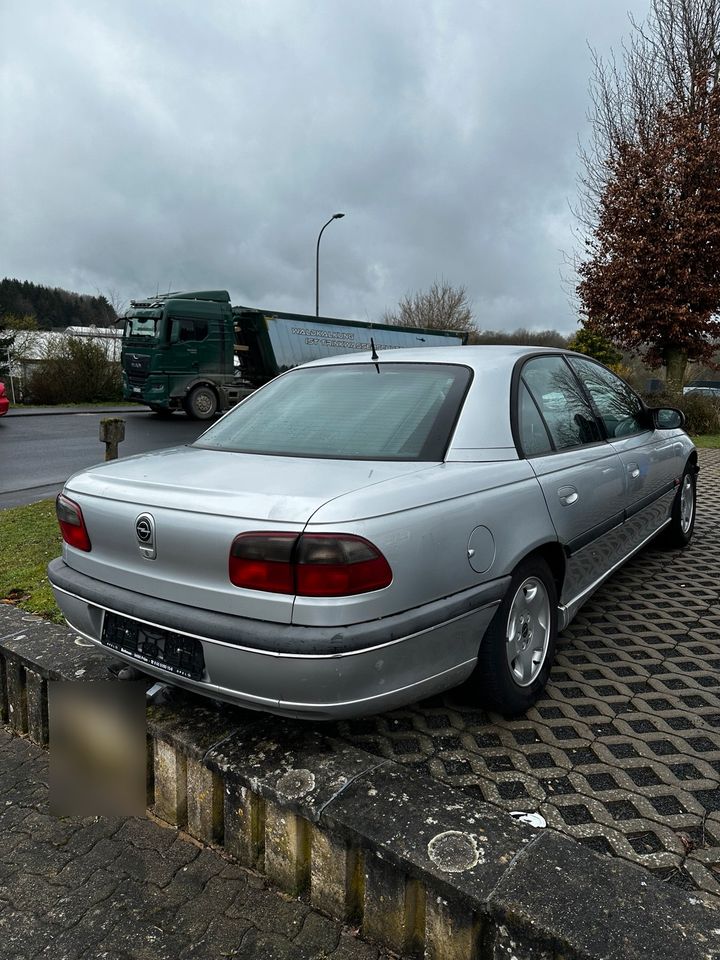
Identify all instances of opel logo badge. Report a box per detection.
[136,518,152,542]
[135,513,156,559]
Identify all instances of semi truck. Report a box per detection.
[121,290,468,419]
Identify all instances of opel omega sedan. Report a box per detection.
[48,347,697,718]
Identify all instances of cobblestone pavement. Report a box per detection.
[0,727,395,960]
[336,448,720,906]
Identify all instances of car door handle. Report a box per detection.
[558,486,578,506]
[629,466,640,479]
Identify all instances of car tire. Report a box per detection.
[471,556,557,716]
[184,386,218,420]
[662,464,696,549]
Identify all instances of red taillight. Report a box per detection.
[229,532,296,592]
[56,494,92,552]
[228,532,392,596]
[295,534,392,596]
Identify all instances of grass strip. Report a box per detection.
[691,434,720,448]
[0,499,63,621]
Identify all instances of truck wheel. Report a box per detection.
[469,556,557,716]
[184,386,218,420]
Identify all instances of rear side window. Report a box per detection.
[196,363,472,461]
[521,356,602,450]
[518,381,552,455]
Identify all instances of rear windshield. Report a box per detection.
[196,362,471,460]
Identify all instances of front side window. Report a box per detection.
[521,356,602,450]
[173,318,209,342]
[567,357,647,439]
[196,362,472,461]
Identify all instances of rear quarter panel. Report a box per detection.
[293,460,557,626]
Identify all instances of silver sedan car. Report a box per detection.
[48,346,697,718]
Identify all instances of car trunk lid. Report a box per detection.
[62,446,432,621]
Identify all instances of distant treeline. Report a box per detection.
[471,328,568,347]
[0,278,117,329]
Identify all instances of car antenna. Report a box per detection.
[370,337,380,373]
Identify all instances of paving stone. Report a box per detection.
[114,834,201,887]
[330,931,385,959]
[0,726,394,960]
[2,871,72,914]
[294,910,342,955]
[226,880,310,936]
[46,868,122,929]
[177,914,253,958]
[234,928,299,960]
[0,906,61,957]
[334,448,720,903]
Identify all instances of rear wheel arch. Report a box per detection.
[520,541,566,600]
[184,378,219,396]
[471,552,558,714]
[662,457,697,548]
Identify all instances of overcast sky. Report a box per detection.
[0,0,648,331]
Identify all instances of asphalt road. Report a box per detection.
[0,409,208,508]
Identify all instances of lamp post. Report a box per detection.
[315,212,345,317]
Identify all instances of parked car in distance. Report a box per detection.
[0,382,9,416]
[48,346,697,718]
[683,380,720,398]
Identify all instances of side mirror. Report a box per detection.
[170,323,180,344]
[652,407,685,430]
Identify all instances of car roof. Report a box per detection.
[301,343,564,374]
[298,345,577,458]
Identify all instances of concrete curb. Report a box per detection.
[1,604,718,960]
[5,406,146,417]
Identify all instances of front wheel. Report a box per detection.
[469,557,557,716]
[663,465,696,548]
[184,386,218,420]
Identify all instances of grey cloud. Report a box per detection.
[1,0,648,330]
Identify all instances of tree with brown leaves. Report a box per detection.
[577,0,720,392]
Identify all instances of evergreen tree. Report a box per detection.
[0,278,117,329]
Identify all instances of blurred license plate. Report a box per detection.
[101,613,205,681]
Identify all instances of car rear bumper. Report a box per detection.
[48,557,508,719]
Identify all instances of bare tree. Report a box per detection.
[580,0,720,222]
[382,279,476,333]
[92,288,125,327]
[2,313,39,360]
[577,0,720,391]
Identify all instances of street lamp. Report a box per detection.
[315,212,345,317]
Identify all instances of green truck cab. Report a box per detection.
[121,290,467,419]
